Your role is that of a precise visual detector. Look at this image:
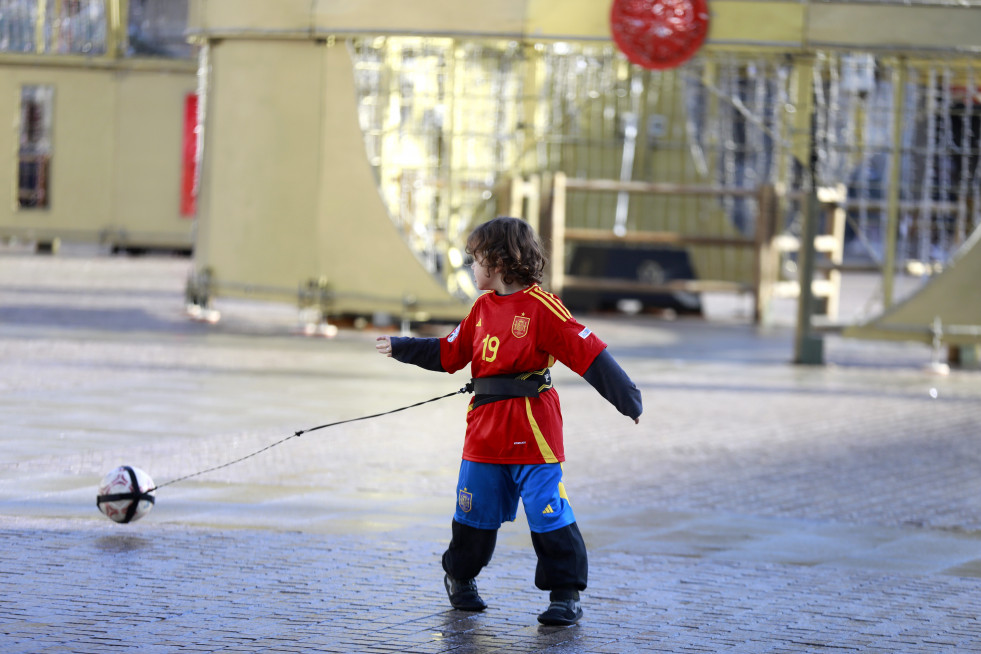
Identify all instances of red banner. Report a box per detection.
[180,93,199,218]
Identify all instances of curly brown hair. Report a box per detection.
[466,216,546,287]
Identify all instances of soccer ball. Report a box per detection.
[96,466,156,523]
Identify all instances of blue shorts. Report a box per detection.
[453,460,576,534]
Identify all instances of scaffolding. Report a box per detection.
[185,0,981,348]
[349,40,979,319]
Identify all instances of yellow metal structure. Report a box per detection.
[190,38,458,318]
[190,0,981,49]
[187,0,981,332]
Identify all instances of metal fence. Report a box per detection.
[350,37,980,305]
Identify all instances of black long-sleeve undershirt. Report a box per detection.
[582,348,642,420]
[391,336,642,420]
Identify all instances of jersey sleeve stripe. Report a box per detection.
[535,288,573,320]
[529,288,573,321]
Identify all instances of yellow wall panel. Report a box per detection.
[311,0,527,36]
[113,71,198,246]
[708,1,805,48]
[0,62,195,248]
[525,0,607,40]
[0,68,113,234]
[807,5,981,51]
[195,40,323,285]
[191,0,314,34]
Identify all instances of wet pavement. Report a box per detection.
[1,249,980,652]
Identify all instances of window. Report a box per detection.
[0,0,193,59]
[0,0,106,55]
[0,0,38,52]
[18,85,54,209]
[50,0,107,55]
[126,0,192,59]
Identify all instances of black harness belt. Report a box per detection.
[467,369,552,409]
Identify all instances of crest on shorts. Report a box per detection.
[458,488,473,513]
[511,315,530,338]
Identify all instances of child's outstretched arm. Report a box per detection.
[582,349,642,424]
[375,335,445,372]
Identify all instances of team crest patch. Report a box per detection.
[458,488,473,513]
[511,315,530,338]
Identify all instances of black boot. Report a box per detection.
[441,520,497,611]
[537,589,582,626]
[443,573,487,611]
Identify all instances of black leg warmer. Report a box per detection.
[530,521,588,592]
[441,519,498,580]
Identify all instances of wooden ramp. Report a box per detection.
[844,227,981,347]
[189,41,469,323]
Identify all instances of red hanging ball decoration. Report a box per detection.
[610,0,710,70]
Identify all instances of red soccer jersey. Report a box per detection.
[439,285,607,464]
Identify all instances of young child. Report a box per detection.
[376,216,642,626]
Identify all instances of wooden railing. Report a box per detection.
[507,173,845,324]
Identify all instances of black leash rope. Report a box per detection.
[148,384,472,492]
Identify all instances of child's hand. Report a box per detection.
[375,335,393,357]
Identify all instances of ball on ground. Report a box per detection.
[96,466,156,523]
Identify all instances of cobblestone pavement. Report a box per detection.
[1,250,980,653]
